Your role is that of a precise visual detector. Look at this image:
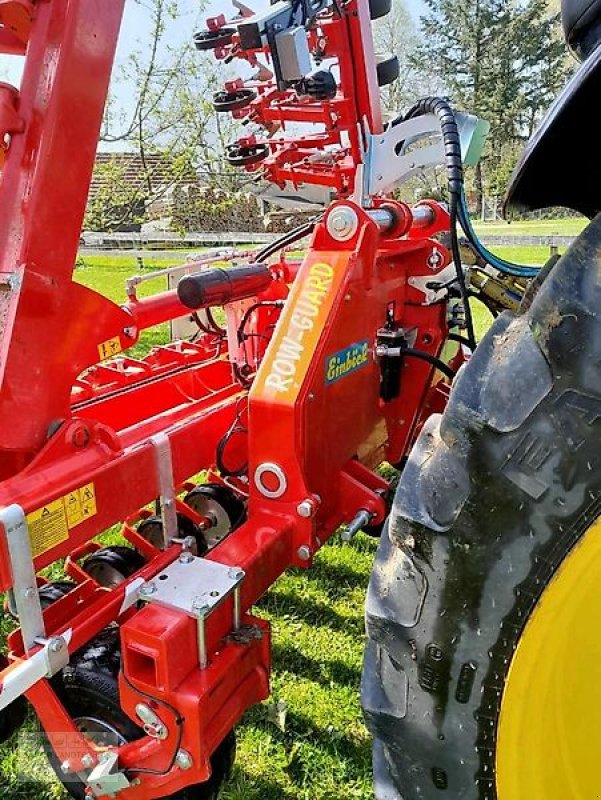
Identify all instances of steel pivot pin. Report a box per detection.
[327,206,359,241]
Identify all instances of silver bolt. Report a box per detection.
[326,206,359,241]
[176,749,193,770]
[297,545,311,561]
[81,754,95,769]
[228,567,245,581]
[179,551,194,564]
[49,637,65,654]
[192,597,210,615]
[23,587,36,600]
[297,500,314,519]
[61,761,71,774]
[139,581,157,597]
[98,752,113,764]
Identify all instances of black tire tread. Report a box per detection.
[362,214,601,799]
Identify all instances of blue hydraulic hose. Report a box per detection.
[457,190,539,278]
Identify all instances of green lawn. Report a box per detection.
[473,216,587,237]
[0,244,541,800]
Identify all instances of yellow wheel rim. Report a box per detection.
[496,515,601,799]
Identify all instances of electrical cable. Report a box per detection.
[237,300,284,343]
[206,307,226,336]
[120,669,184,777]
[216,398,248,478]
[191,312,223,339]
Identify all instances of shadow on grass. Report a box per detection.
[260,589,365,636]
[272,641,361,687]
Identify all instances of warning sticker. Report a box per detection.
[27,482,98,558]
[98,336,122,361]
[27,499,69,559]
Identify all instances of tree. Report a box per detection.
[87,0,245,230]
[415,0,570,212]
[371,0,433,117]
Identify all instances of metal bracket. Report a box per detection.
[138,557,245,669]
[87,751,131,798]
[364,112,490,197]
[1,504,45,651]
[408,263,461,305]
[150,433,178,549]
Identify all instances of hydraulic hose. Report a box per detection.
[395,97,539,280]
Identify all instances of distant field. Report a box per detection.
[473,216,587,237]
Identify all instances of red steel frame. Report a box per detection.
[0,2,459,798]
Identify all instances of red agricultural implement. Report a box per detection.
[0,0,540,798]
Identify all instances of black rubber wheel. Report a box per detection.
[369,0,392,19]
[6,580,75,618]
[362,216,601,799]
[137,513,208,555]
[213,88,256,113]
[38,581,76,609]
[46,628,236,800]
[226,142,269,167]
[193,28,236,51]
[184,484,246,547]
[375,54,399,88]
[82,546,146,588]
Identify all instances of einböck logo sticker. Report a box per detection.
[326,340,370,385]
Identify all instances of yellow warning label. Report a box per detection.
[98,336,122,361]
[76,483,97,526]
[27,482,98,558]
[28,499,69,558]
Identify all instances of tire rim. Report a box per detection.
[496,515,601,798]
[186,495,232,548]
[85,562,127,588]
[74,715,127,749]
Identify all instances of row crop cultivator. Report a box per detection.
[0,0,528,798]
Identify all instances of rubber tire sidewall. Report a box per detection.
[362,215,601,799]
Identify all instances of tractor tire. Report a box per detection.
[361,214,601,800]
[46,627,235,800]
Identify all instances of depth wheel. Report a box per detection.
[369,0,392,19]
[226,142,269,167]
[213,88,256,113]
[137,513,208,555]
[362,216,601,799]
[193,28,236,51]
[82,546,146,588]
[184,484,246,548]
[46,628,236,800]
[375,54,399,88]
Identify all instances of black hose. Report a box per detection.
[255,216,322,263]
[402,347,456,381]
[394,97,477,350]
[448,332,473,348]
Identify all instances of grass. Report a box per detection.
[472,216,586,237]
[0,243,541,799]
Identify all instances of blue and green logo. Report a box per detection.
[326,340,370,385]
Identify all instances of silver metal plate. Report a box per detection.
[364,112,490,196]
[140,557,244,618]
